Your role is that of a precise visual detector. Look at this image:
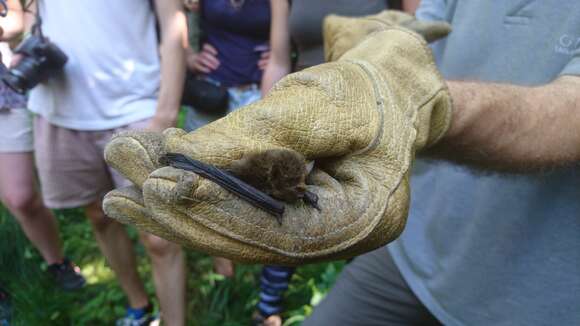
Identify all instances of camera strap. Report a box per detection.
[18,0,44,38]
[30,0,44,38]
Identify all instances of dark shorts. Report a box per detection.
[303,247,440,326]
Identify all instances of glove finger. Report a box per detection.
[105,131,167,188]
[400,20,452,43]
[323,10,416,62]
[102,186,190,245]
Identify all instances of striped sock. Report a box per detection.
[256,265,296,318]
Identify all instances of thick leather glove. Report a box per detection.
[103,27,452,265]
[324,10,451,62]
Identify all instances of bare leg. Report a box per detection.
[0,152,63,264]
[264,315,282,326]
[85,201,149,309]
[140,233,186,326]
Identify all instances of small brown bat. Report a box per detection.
[228,149,320,210]
[162,149,319,223]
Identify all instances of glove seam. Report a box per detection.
[130,136,161,170]
[416,87,453,148]
[343,59,385,157]
[108,134,160,180]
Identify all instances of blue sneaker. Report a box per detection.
[116,304,157,326]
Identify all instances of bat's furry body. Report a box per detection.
[162,149,319,223]
[228,149,308,203]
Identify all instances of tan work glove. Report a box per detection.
[103,26,452,266]
[324,10,451,62]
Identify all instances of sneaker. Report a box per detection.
[116,304,157,326]
[0,286,11,326]
[252,310,282,326]
[47,258,86,291]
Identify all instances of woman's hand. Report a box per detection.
[187,43,220,74]
[257,50,271,71]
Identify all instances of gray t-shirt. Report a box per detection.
[289,0,388,69]
[388,1,580,325]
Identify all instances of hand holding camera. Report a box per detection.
[2,33,67,93]
[0,1,67,94]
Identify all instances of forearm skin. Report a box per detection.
[261,0,291,95]
[426,77,580,172]
[153,0,188,126]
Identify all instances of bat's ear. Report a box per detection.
[305,160,315,174]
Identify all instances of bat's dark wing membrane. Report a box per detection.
[162,153,285,222]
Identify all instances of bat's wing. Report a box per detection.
[161,153,285,222]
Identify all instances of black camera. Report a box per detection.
[2,34,67,93]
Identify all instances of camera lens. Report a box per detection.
[1,35,68,93]
[2,58,41,94]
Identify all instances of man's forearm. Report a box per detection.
[153,0,187,128]
[156,27,186,124]
[427,77,580,172]
[261,61,290,95]
[262,0,291,95]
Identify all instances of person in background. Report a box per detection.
[262,0,394,92]
[183,0,271,279]
[183,0,201,48]
[21,0,188,325]
[0,0,85,295]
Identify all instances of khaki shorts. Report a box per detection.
[0,108,33,153]
[34,116,150,209]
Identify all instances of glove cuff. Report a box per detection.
[338,28,453,151]
[323,10,451,62]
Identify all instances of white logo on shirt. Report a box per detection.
[555,34,580,56]
[87,60,136,88]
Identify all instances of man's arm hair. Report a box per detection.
[427,76,580,172]
[151,0,187,129]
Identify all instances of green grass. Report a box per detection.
[0,205,344,325]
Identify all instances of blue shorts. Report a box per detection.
[183,83,261,132]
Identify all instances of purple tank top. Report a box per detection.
[201,0,270,87]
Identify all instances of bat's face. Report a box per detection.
[271,171,307,202]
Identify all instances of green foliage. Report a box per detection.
[0,205,344,325]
